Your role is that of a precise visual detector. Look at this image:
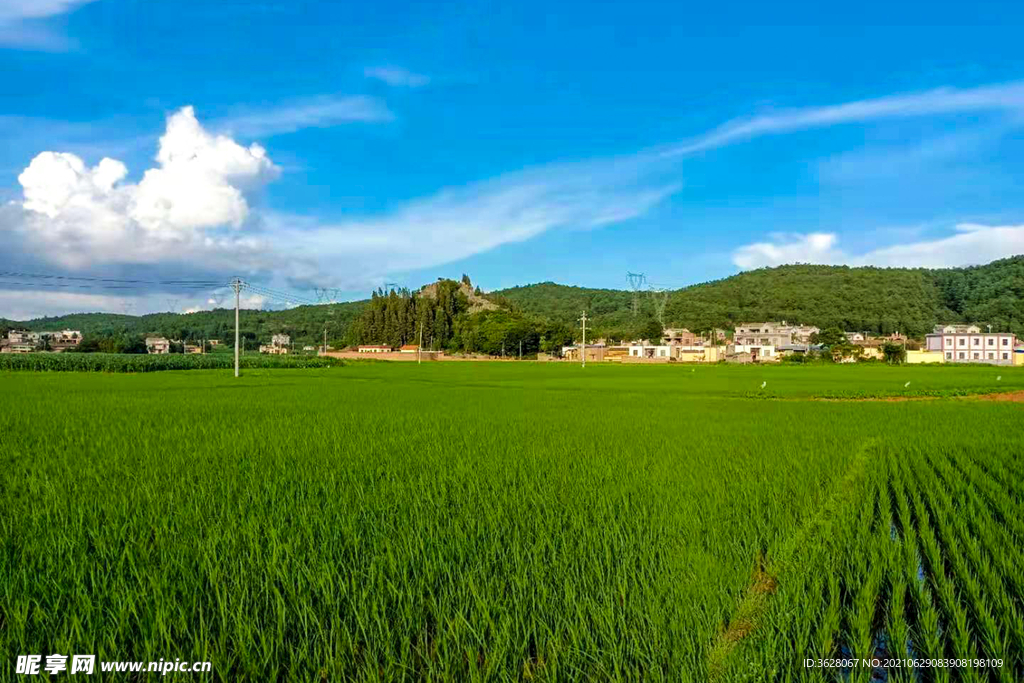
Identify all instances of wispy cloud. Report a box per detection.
[732,223,1024,270]
[364,66,431,88]
[664,82,1024,158]
[272,157,681,288]
[0,0,97,50]
[214,95,394,138]
[10,81,1024,316]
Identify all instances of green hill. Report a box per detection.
[4,256,1024,344]
[1,303,366,348]
[494,256,1024,337]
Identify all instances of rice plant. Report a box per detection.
[1,363,1021,681]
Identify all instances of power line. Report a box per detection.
[626,272,646,317]
[0,270,224,286]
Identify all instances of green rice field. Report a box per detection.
[2,363,1023,681]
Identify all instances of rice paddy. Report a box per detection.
[1,363,1022,681]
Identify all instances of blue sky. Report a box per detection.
[2,0,1024,317]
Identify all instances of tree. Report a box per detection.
[882,342,907,365]
[637,317,664,344]
[540,322,575,355]
[810,327,847,348]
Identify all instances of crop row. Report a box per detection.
[0,352,345,372]
[718,437,1024,682]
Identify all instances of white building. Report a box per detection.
[731,343,778,360]
[358,345,392,353]
[146,337,171,354]
[925,325,1016,365]
[734,321,819,347]
[7,330,40,345]
[628,344,672,359]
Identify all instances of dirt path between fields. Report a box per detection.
[813,390,1024,403]
[971,390,1024,402]
[707,438,877,680]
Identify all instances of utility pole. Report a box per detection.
[323,326,328,355]
[232,278,241,378]
[519,339,522,360]
[579,310,588,368]
[418,321,423,365]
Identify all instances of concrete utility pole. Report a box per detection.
[579,310,588,368]
[232,277,242,378]
[418,321,424,365]
[519,339,522,360]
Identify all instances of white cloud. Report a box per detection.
[0,0,92,22]
[11,106,279,269]
[859,223,1024,268]
[364,66,430,88]
[732,224,1024,270]
[0,0,96,49]
[732,233,842,269]
[215,96,394,138]
[5,106,676,305]
[664,82,1024,158]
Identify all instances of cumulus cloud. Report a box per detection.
[4,104,677,313]
[732,233,843,269]
[11,106,278,269]
[732,224,1024,270]
[364,66,430,87]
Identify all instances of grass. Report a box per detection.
[1,363,1022,681]
[0,352,344,372]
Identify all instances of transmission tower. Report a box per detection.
[648,286,669,324]
[626,272,646,317]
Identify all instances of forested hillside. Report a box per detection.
[2,303,366,347]
[495,256,1024,337]
[4,256,1024,346]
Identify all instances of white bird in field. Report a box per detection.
[904,381,911,388]
[760,381,767,389]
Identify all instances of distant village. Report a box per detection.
[4,322,1023,366]
[331,321,1024,366]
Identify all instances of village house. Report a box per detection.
[357,345,393,353]
[7,330,40,345]
[661,328,697,345]
[399,345,419,353]
[562,344,608,362]
[628,344,672,359]
[44,329,82,351]
[733,321,820,347]
[145,337,171,354]
[925,324,1017,365]
[260,333,291,355]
